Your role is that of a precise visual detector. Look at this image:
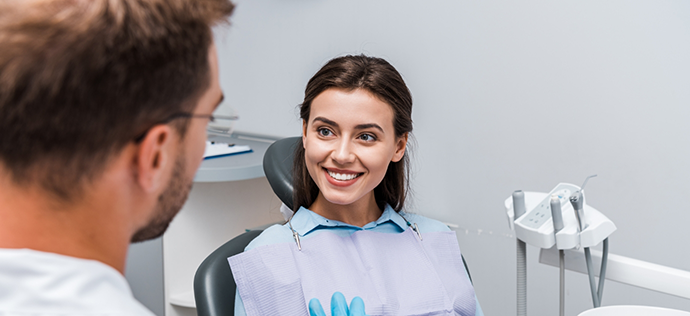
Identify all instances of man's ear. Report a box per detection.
[391,133,408,163]
[135,125,174,193]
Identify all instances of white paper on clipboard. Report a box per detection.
[203,140,252,159]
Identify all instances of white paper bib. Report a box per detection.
[229,228,475,316]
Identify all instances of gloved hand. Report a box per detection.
[309,292,366,316]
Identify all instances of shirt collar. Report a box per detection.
[289,204,409,236]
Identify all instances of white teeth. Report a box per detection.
[327,170,360,181]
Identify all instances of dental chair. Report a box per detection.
[193,136,471,316]
[193,137,299,316]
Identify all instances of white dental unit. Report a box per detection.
[505,176,690,316]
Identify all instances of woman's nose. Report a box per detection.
[331,139,355,164]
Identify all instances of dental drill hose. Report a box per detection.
[584,248,600,307]
[572,192,600,307]
[585,237,610,307]
[513,191,527,316]
[599,238,609,302]
[583,239,609,308]
[569,176,608,309]
[550,195,565,316]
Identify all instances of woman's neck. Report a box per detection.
[309,192,382,228]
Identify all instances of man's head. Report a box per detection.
[0,0,233,243]
[130,41,226,243]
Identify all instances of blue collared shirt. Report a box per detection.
[234,205,484,316]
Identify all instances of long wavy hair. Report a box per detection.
[293,55,413,213]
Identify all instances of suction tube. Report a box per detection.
[513,191,527,316]
[558,250,565,316]
[517,240,526,316]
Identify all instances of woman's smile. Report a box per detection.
[324,167,363,186]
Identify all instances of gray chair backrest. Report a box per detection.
[262,136,301,209]
[193,229,263,316]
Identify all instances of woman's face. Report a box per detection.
[302,88,407,208]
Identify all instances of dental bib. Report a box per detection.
[228,228,475,316]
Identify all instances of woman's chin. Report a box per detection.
[318,191,362,207]
[323,196,356,206]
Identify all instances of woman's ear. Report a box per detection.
[391,133,408,163]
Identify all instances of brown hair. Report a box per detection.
[0,0,234,200]
[293,55,413,213]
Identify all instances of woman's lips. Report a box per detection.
[323,168,362,187]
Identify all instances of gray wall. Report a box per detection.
[214,1,690,315]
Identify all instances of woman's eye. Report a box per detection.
[317,128,333,137]
[359,134,376,142]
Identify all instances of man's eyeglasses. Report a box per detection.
[133,112,238,143]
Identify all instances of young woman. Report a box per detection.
[229,55,483,316]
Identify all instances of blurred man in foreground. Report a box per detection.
[0,0,234,314]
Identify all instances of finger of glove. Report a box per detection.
[308,298,327,316]
[330,292,349,316]
[348,296,366,316]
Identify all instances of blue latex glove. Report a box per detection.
[309,292,366,316]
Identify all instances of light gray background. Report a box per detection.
[213,1,690,315]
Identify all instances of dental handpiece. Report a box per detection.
[569,191,587,231]
[513,190,526,218]
[550,195,564,233]
[569,175,597,231]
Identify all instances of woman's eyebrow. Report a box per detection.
[313,116,338,127]
[354,123,384,133]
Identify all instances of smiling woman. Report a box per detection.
[293,56,414,218]
[228,55,484,316]
[302,88,407,226]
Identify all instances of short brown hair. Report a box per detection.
[0,0,234,200]
[293,55,413,213]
